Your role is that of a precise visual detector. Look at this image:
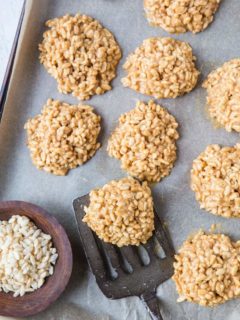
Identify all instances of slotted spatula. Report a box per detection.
[73,194,175,320]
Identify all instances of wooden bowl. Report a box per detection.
[0,201,73,317]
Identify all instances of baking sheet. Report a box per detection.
[0,0,240,319]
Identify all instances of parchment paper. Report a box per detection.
[0,0,240,319]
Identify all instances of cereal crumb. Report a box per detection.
[209,224,222,233]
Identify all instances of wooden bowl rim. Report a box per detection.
[0,200,73,317]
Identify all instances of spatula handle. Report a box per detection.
[140,291,163,320]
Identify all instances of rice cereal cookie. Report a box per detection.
[191,144,240,218]
[24,99,101,176]
[122,37,199,99]
[39,14,121,100]
[144,0,221,34]
[173,230,240,306]
[107,100,179,182]
[203,59,240,132]
[83,177,155,247]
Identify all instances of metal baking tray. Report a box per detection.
[0,0,239,319]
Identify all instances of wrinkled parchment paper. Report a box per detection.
[0,0,240,319]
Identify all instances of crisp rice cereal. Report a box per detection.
[203,59,240,132]
[39,14,121,100]
[122,37,199,99]
[144,0,221,34]
[24,99,101,176]
[191,144,240,218]
[173,230,240,306]
[107,100,179,182]
[0,215,58,297]
[83,177,154,247]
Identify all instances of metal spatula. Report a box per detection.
[73,194,175,320]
